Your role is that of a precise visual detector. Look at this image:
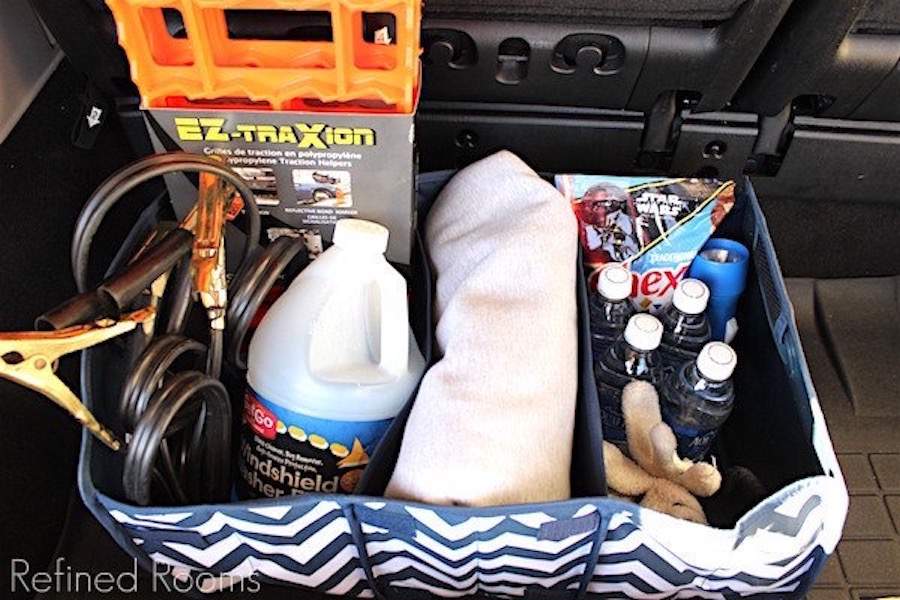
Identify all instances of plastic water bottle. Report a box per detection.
[660,341,737,461]
[240,219,426,499]
[595,313,663,450]
[589,263,635,356]
[658,278,711,371]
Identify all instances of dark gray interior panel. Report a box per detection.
[789,277,900,600]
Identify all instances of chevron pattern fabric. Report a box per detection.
[96,474,844,599]
[104,498,371,597]
[358,501,602,598]
[582,477,844,599]
[585,510,824,598]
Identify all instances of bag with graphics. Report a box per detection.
[78,173,846,599]
[558,175,736,313]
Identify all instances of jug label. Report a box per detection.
[238,387,392,498]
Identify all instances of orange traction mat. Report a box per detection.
[105,0,421,113]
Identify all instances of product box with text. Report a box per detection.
[145,108,415,264]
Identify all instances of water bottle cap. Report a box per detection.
[697,341,737,382]
[333,219,389,254]
[624,313,663,351]
[597,263,632,301]
[673,278,710,315]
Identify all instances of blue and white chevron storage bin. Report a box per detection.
[78,174,848,599]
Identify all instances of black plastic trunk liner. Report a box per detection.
[787,277,900,599]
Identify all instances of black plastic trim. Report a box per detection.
[417,103,900,203]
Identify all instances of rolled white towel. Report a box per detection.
[385,150,579,506]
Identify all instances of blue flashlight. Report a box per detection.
[688,238,750,341]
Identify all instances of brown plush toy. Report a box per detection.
[603,380,722,524]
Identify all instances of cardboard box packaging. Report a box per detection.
[146,107,416,264]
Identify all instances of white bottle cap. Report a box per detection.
[697,341,737,382]
[333,219,389,254]
[597,263,632,301]
[673,278,710,315]
[624,313,663,351]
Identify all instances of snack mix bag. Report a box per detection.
[556,176,735,312]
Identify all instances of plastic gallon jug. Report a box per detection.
[239,219,426,499]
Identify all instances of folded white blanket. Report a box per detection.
[385,151,579,506]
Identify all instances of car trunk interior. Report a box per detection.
[1,0,900,598]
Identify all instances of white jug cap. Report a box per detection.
[624,313,663,351]
[697,341,737,382]
[597,263,632,301]
[673,278,710,315]
[333,219,389,254]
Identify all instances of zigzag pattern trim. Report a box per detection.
[99,482,837,600]
[361,505,598,597]
[109,500,368,596]
[583,504,827,600]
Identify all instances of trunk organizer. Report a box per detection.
[77,172,848,599]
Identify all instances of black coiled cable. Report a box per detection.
[72,152,261,293]
[123,372,231,505]
[226,235,307,370]
[71,152,303,506]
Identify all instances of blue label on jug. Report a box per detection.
[238,387,392,498]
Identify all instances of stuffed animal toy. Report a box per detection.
[603,380,722,524]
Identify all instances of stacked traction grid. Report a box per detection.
[104,0,421,264]
[104,0,420,113]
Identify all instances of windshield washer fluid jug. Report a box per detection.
[239,219,425,498]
